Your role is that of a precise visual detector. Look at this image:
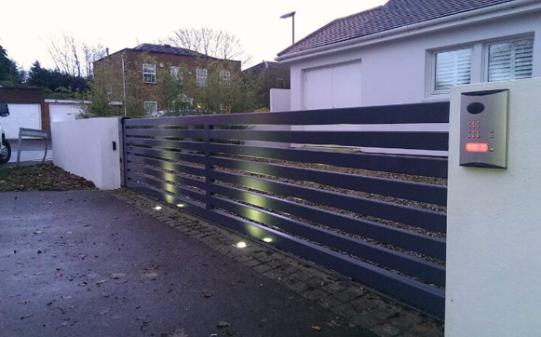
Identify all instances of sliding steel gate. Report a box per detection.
[122,102,449,318]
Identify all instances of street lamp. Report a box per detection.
[280,11,296,45]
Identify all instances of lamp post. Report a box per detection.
[280,11,296,45]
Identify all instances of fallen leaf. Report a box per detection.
[217,321,231,328]
[110,273,126,279]
[201,289,214,298]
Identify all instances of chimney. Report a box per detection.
[106,48,109,56]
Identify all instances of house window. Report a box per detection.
[170,66,182,81]
[487,38,533,82]
[433,48,472,92]
[144,101,158,116]
[220,70,231,83]
[143,64,156,83]
[196,68,208,87]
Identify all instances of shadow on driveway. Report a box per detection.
[0,191,373,337]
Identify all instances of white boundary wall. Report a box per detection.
[269,88,290,112]
[52,118,121,190]
[446,78,541,337]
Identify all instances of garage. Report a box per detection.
[302,60,362,110]
[2,103,42,139]
[47,100,83,123]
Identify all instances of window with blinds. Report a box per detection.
[488,38,533,82]
[434,48,472,92]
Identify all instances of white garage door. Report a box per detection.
[2,104,42,139]
[50,103,83,123]
[302,61,362,110]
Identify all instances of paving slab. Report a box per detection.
[0,190,373,337]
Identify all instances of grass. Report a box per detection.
[0,163,95,192]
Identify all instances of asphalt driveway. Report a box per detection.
[0,191,369,337]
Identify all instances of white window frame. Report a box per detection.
[429,46,473,96]
[143,64,157,84]
[483,35,534,83]
[170,66,182,81]
[220,69,231,83]
[143,101,158,116]
[196,68,208,87]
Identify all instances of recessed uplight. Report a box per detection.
[262,237,273,243]
[235,241,247,249]
[153,205,162,211]
[176,203,185,208]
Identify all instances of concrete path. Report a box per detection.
[0,191,370,337]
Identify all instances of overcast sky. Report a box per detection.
[0,0,386,70]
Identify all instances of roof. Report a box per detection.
[133,43,212,58]
[278,0,517,57]
[243,61,289,73]
[94,43,223,63]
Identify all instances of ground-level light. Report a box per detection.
[153,205,162,211]
[235,241,247,249]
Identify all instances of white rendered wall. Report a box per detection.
[269,88,290,112]
[286,10,541,155]
[52,118,121,190]
[446,78,541,337]
[288,11,541,110]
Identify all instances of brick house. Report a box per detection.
[93,43,242,116]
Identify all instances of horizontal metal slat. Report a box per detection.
[127,155,206,177]
[125,138,205,152]
[125,127,206,139]
[208,143,448,178]
[209,170,446,233]
[210,156,447,206]
[207,130,449,151]
[126,146,206,165]
[211,188,445,286]
[129,165,206,191]
[126,172,206,203]
[209,181,445,260]
[123,102,450,126]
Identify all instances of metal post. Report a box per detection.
[16,130,22,165]
[292,14,295,44]
[280,11,296,45]
[204,124,215,210]
[121,52,128,117]
[120,117,129,187]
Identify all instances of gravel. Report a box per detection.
[0,163,95,192]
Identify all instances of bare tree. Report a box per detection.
[48,34,107,77]
[165,27,248,62]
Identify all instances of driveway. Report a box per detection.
[0,191,370,337]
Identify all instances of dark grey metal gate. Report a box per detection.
[122,102,449,318]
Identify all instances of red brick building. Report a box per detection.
[93,44,242,116]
